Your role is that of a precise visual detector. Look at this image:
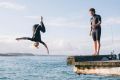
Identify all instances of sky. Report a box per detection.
[0,0,120,55]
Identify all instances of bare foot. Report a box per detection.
[96,52,99,55]
[92,52,98,56]
[92,54,96,56]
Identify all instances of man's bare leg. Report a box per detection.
[97,40,101,55]
[93,41,97,55]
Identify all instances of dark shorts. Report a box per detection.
[32,38,41,42]
[92,28,101,41]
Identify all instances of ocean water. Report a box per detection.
[0,55,120,80]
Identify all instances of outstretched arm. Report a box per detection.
[89,26,92,36]
[16,37,33,41]
[39,40,49,54]
[89,20,92,36]
[94,15,102,28]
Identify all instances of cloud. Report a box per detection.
[24,16,88,28]
[24,16,120,27]
[0,35,82,54]
[25,16,41,19]
[47,17,81,28]
[0,34,120,55]
[0,35,16,43]
[103,17,120,26]
[47,38,78,51]
[0,2,26,11]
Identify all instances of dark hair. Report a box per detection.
[89,8,95,13]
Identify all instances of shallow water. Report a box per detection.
[0,55,120,80]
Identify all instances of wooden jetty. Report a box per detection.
[67,54,120,75]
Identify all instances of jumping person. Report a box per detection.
[16,16,49,54]
[89,8,102,55]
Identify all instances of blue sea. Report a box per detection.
[0,55,120,80]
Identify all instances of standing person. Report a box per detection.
[16,16,49,54]
[89,8,102,55]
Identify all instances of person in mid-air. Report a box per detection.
[16,16,49,54]
[89,8,102,55]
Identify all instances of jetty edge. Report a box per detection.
[67,54,120,75]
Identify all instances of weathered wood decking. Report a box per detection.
[67,55,117,65]
[67,54,120,75]
[75,60,120,69]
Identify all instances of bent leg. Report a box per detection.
[16,37,33,41]
[39,40,49,54]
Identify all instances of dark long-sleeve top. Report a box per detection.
[32,21,46,41]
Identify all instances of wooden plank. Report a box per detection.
[74,67,120,76]
[74,55,117,62]
[67,54,117,65]
[75,60,120,69]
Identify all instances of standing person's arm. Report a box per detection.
[95,15,102,27]
[89,18,92,36]
[40,16,46,33]
[89,26,92,36]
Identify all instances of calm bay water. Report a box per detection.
[0,55,120,80]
